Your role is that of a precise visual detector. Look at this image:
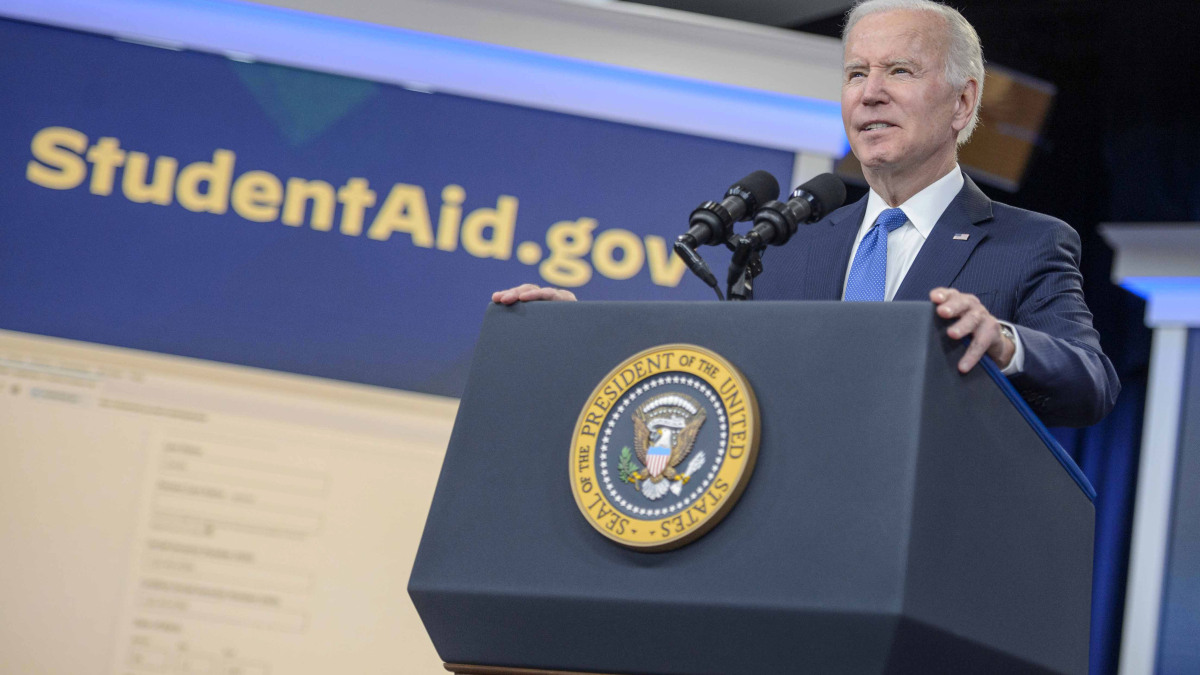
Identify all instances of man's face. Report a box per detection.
[841,10,968,177]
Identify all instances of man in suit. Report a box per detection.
[495,0,1119,428]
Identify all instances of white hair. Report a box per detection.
[843,0,985,145]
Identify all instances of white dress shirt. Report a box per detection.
[842,164,1025,374]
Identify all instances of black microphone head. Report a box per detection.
[726,170,780,219]
[789,173,846,221]
[686,170,780,245]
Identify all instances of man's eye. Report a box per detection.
[847,71,865,80]
[892,67,911,75]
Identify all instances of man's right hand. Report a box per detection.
[491,284,578,305]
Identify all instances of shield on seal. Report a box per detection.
[646,438,671,478]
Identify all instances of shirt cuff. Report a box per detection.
[999,321,1025,375]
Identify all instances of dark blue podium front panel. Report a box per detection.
[410,302,1092,674]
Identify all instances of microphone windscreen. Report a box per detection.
[792,173,847,213]
[732,170,781,211]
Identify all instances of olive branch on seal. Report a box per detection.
[618,446,638,483]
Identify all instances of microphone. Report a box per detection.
[678,170,779,249]
[743,173,846,251]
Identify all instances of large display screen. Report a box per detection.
[0,18,796,398]
[0,14,802,674]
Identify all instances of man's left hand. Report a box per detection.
[930,287,1015,373]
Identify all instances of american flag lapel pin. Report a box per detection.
[953,233,970,241]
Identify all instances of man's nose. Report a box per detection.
[861,71,888,104]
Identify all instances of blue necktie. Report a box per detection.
[844,208,909,302]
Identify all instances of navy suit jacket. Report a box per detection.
[755,174,1120,428]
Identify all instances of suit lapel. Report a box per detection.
[798,195,866,300]
[894,174,994,301]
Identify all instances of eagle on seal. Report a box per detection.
[627,393,705,499]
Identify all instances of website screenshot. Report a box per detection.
[0,329,455,674]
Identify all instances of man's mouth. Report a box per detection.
[862,122,894,131]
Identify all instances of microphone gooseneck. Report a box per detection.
[725,173,847,300]
[743,173,846,251]
[676,170,779,300]
[677,170,780,249]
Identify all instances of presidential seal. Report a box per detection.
[569,344,760,551]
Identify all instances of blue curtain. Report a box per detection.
[1052,377,1146,675]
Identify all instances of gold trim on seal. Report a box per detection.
[568,343,760,551]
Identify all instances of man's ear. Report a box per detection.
[952,78,979,134]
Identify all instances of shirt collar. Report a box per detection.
[861,164,965,238]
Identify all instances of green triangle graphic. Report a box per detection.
[230,61,380,147]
